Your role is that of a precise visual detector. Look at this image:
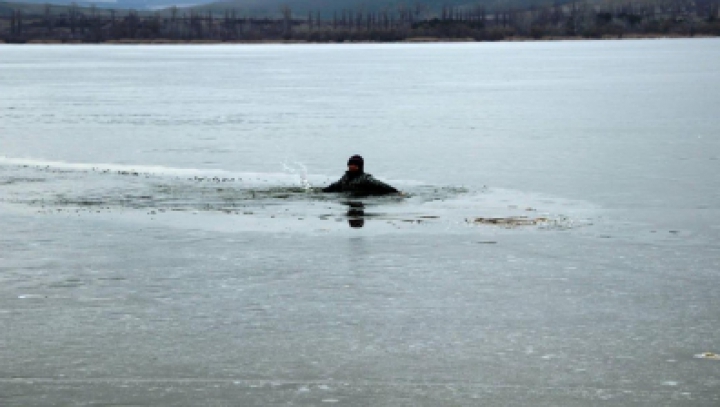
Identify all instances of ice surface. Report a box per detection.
[1,41,719,406]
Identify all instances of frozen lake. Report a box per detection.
[1,40,720,406]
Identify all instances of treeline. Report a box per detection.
[1,0,719,43]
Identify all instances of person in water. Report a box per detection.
[322,155,399,195]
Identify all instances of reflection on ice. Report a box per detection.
[345,201,366,229]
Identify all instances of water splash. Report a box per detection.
[282,161,312,191]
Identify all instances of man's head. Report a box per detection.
[347,154,364,173]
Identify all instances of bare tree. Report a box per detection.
[10,9,17,36]
[69,3,78,35]
[109,9,116,37]
[44,4,53,35]
[170,6,178,38]
[281,5,292,38]
[89,4,101,41]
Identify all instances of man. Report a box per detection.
[322,155,399,195]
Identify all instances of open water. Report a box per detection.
[1,40,719,406]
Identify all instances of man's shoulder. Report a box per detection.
[356,173,381,183]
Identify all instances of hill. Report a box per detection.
[4,0,568,15]
[2,0,203,11]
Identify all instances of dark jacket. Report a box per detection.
[322,172,398,195]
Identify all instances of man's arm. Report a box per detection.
[363,175,398,194]
[322,178,343,193]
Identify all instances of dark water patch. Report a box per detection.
[47,278,86,289]
[11,177,469,216]
[9,182,337,216]
[412,185,472,202]
[2,160,590,232]
[466,215,584,231]
[0,176,47,185]
[468,216,548,227]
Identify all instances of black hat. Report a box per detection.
[347,154,364,171]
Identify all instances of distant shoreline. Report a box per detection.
[1,34,717,45]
